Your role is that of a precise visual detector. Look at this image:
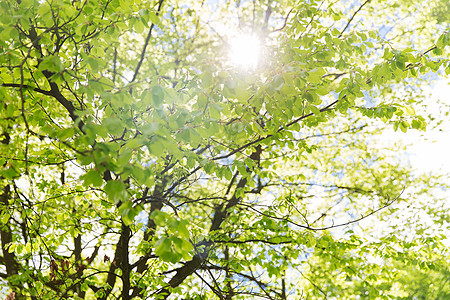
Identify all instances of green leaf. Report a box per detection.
[0,166,20,179]
[39,55,65,73]
[149,12,160,24]
[1,0,449,296]
[85,57,99,73]
[404,106,415,116]
[82,170,103,187]
[104,180,127,203]
[102,118,124,136]
[154,237,171,256]
[119,200,139,225]
[57,128,75,140]
[134,19,145,33]
[309,105,320,115]
[1,212,10,224]
[152,86,164,107]
[270,75,284,91]
[151,210,169,227]
[175,220,190,238]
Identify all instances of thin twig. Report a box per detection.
[338,0,371,38]
[131,0,165,83]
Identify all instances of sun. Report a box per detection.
[229,34,261,69]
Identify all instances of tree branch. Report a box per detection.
[0,83,53,97]
[131,0,165,83]
[339,0,371,38]
[213,99,339,161]
[156,146,263,298]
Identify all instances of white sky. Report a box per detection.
[400,77,450,173]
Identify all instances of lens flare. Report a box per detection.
[229,34,261,69]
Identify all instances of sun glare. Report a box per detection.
[229,34,261,69]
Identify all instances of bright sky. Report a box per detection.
[228,32,450,176]
[400,78,450,173]
[229,34,261,69]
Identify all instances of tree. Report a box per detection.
[0,0,449,299]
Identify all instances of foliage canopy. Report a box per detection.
[0,0,449,299]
